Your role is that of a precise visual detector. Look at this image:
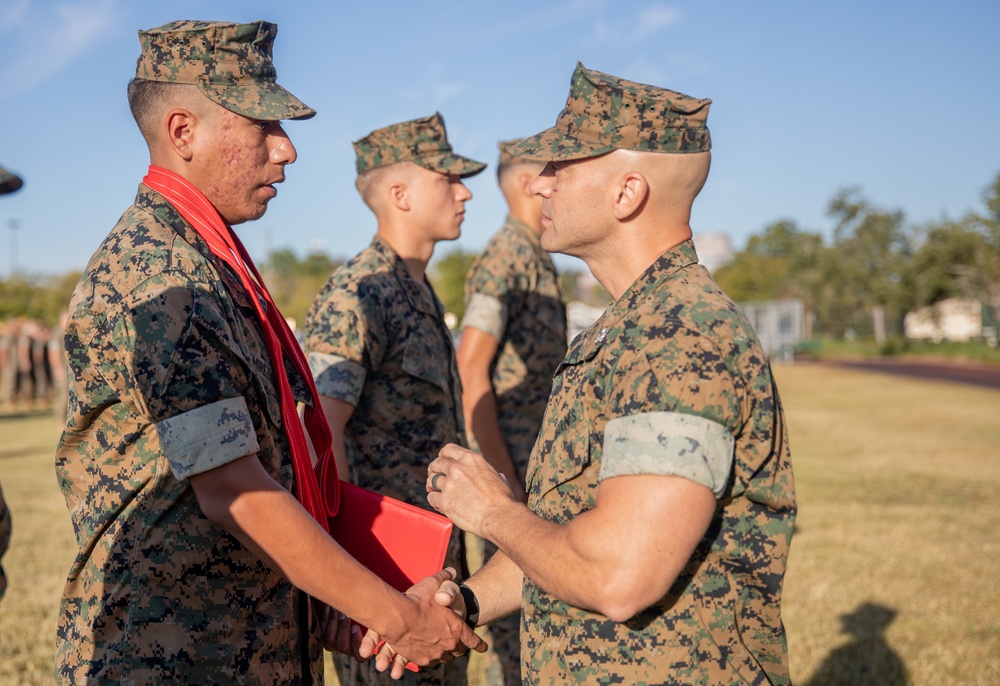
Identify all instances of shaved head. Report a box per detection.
[127,78,216,146]
[355,161,414,213]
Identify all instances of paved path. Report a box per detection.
[822,358,1000,390]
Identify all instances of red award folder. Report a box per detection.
[330,480,453,591]
[329,480,455,671]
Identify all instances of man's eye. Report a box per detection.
[254,121,269,132]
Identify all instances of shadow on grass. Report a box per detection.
[803,602,909,686]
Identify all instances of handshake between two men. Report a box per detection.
[327,442,519,679]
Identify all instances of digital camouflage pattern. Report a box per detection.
[462,215,567,685]
[54,186,322,684]
[462,215,566,480]
[522,240,796,685]
[0,165,23,194]
[509,62,711,162]
[353,112,486,178]
[135,20,315,121]
[304,236,468,686]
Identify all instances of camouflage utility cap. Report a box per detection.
[353,112,486,178]
[497,138,524,168]
[510,62,711,162]
[135,20,315,121]
[0,166,23,195]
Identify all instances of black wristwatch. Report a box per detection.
[458,584,480,629]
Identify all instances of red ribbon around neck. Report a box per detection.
[143,165,339,526]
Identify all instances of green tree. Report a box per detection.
[429,247,478,326]
[714,220,826,335]
[826,188,912,343]
[0,271,80,325]
[261,247,342,329]
[911,218,992,308]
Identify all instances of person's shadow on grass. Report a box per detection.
[804,602,909,686]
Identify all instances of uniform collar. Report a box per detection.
[565,239,699,364]
[370,235,442,317]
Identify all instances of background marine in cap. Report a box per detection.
[456,140,567,685]
[54,21,483,684]
[426,63,797,684]
[304,112,485,686]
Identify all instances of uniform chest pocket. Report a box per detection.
[401,339,452,393]
[528,372,598,512]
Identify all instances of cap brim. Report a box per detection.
[0,170,24,195]
[203,81,316,121]
[507,126,615,163]
[416,153,487,179]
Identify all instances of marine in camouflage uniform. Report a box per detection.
[304,113,485,686]
[458,141,566,685]
[427,63,796,685]
[53,21,323,683]
[0,164,23,603]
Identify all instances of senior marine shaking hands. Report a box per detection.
[422,62,797,686]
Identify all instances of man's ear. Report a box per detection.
[164,108,196,162]
[388,181,410,211]
[613,171,648,221]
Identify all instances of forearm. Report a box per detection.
[463,548,523,626]
[479,499,618,617]
[430,446,715,623]
[194,461,404,634]
[465,384,523,497]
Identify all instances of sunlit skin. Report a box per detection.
[405,165,472,242]
[188,109,298,225]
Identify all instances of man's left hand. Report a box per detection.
[427,443,518,538]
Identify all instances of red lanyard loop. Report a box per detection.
[143,165,339,525]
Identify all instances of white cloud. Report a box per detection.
[635,5,679,40]
[399,63,468,112]
[0,0,118,99]
[592,3,681,46]
[483,0,607,42]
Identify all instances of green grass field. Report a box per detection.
[2,364,998,685]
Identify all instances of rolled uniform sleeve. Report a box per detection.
[307,351,366,405]
[305,284,383,406]
[601,412,734,496]
[600,326,742,497]
[461,293,507,341]
[156,396,259,479]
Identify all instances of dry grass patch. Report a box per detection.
[777,364,1000,685]
[2,365,998,685]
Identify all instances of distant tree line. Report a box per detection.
[4,171,998,344]
[713,172,1000,343]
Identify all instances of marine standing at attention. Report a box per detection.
[304,113,486,686]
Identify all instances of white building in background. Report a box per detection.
[904,297,990,343]
[693,232,734,275]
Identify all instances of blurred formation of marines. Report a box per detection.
[0,163,23,604]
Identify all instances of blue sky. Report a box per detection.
[1,0,998,278]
